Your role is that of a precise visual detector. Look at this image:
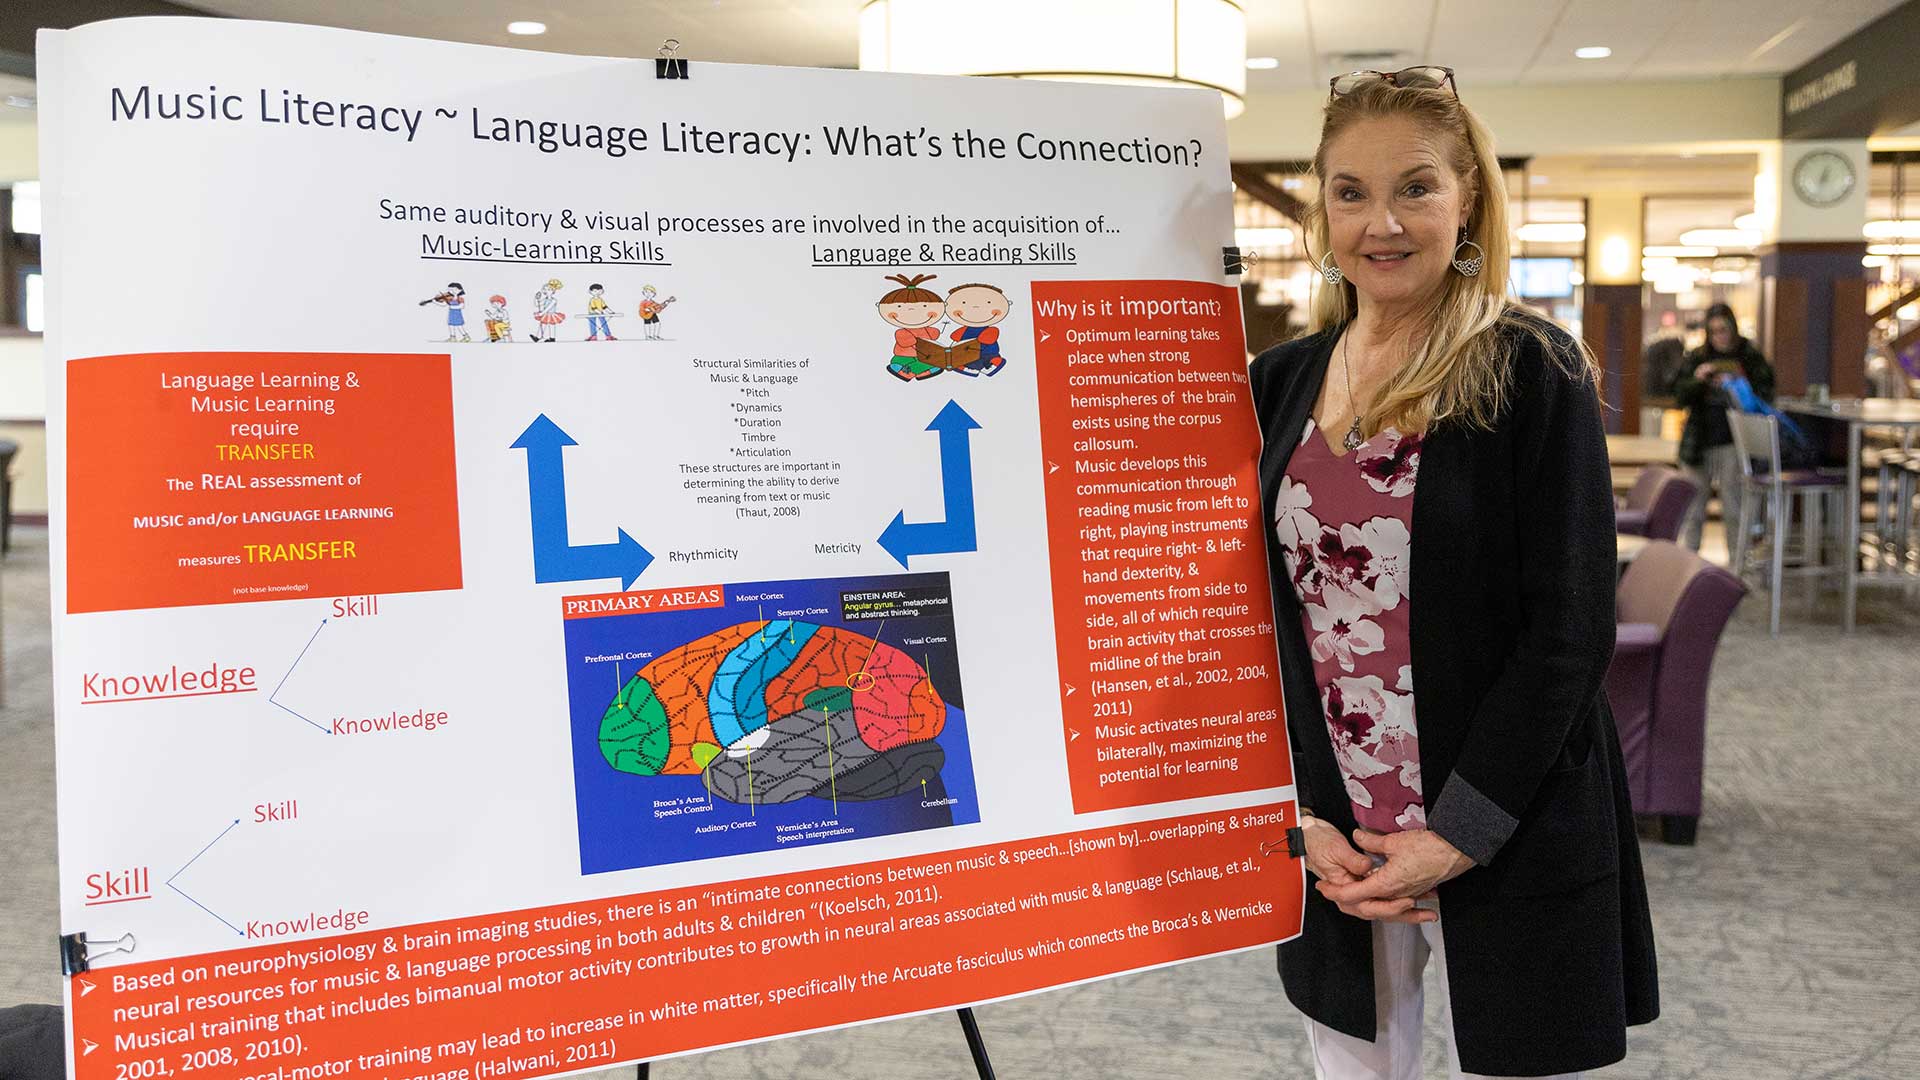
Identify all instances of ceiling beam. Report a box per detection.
[1891,320,1920,357]
[1870,283,1920,326]
[1229,164,1307,223]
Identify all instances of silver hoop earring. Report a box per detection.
[1318,251,1344,285]
[1451,239,1484,277]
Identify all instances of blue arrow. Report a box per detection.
[879,400,981,568]
[512,415,654,588]
[168,819,241,884]
[268,620,332,734]
[270,699,330,735]
[271,619,327,699]
[168,882,244,937]
[168,818,247,937]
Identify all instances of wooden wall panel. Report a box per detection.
[1830,276,1868,398]
[1767,276,1809,396]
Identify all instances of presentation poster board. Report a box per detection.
[39,19,1302,1079]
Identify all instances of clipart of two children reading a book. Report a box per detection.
[876,274,1009,383]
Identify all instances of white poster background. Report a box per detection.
[41,13,1292,1036]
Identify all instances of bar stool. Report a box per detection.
[1725,411,1848,635]
[1898,454,1920,578]
[1865,441,1914,567]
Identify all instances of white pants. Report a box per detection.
[1303,918,1583,1080]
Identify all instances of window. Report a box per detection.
[23,270,43,332]
[9,181,39,235]
[2,182,41,332]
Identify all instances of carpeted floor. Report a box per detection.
[4,524,1917,1078]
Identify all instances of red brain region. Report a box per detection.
[600,621,946,794]
[766,626,943,752]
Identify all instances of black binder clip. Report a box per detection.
[1223,246,1245,277]
[60,933,88,977]
[656,39,689,80]
[61,932,137,976]
[1260,827,1306,859]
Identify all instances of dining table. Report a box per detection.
[1604,434,1679,466]
[1616,533,1649,565]
[1776,397,1920,632]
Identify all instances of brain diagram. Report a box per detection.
[598,620,949,805]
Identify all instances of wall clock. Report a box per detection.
[1792,149,1856,207]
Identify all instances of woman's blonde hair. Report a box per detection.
[1303,80,1600,434]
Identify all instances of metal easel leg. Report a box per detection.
[634,1063,648,1080]
[956,1007,997,1080]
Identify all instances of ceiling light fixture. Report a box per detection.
[1515,222,1586,243]
[1235,226,1295,248]
[1679,228,1760,248]
[1574,46,1612,60]
[507,21,547,35]
[1864,219,1920,240]
[1600,236,1633,279]
[1732,211,1761,232]
[860,0,1248,119]
[1867,243,1920,257]
[1652,269,1700,294]
[1709,269,1744,285]
[1245,56,1279,70]
[1642,245,1718,258]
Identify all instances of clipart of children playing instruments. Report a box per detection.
[420,280,678,343]
[531,279,565,342]
[423,273,1015,368]
[419,282,471,342]
[637,285,676,340]
[876,273,1010,382]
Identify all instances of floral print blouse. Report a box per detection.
[1275,419,1426,834]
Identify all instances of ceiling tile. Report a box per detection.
[1304,0,1433,65]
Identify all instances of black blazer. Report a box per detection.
[1251,317,1658,1076]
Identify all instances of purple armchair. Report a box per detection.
[1607,540,1746,844]
[1615,464,1697,541]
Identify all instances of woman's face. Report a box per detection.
[1321,115,1472,311]
[1707,316,1736,352]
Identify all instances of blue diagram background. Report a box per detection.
[563,571,979,874]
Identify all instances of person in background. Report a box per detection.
[1670,302,1773,550]
[1865,332,1912,399]
[1641,310,1687,403]
[1250,67,1656,1078]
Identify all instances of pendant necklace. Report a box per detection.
[1340,330,1364,452]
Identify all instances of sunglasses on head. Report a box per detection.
[1328,66,1458,100]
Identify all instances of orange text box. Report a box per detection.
[66,352,461,613]
[1031,282,1290,812]
[70,806,1300,1079]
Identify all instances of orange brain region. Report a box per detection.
[598,620,947,805]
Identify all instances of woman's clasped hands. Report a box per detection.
[1300,817,1474,924]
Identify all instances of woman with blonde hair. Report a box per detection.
[1250,68,1657,1077]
